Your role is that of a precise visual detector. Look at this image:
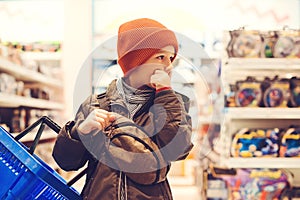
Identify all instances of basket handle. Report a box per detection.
[14,116,88,186]
[15,116,61,154]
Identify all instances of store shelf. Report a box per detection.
[224,58,300,70]
[221,58,300,170]
[224,107,300,119]
[0,56,62,88]
[223,157,300,169]
[0,93,64,110]
[21,52,62,61]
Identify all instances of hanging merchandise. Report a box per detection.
[226,29,263,58]
[231,128,280,158]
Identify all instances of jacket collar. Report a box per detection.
[105,79,156,119]
[105,79,130,117]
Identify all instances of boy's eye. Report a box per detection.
[155,54,175,61]
[157,55,164,60]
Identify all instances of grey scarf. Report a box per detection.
[116,77,154,119]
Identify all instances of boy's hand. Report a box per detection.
[78,109,115,134]
[150,69,171,90]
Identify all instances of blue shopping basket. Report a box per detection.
[0,116,83,200]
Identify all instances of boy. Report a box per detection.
[53,18,193,200]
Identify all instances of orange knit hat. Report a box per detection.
[117,18,178,74]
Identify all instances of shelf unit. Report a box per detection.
[219,57,300,187]
[223,58,300,69]
[20,52,62,61]
[224,107,300,119]
[223,157,300,169]
[0,51,64,170]
[220,108,300,167]
[222,58,300,88]
[0,52,64,137]
[0,93,64,109]
[0,55,63,109]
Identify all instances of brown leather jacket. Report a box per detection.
[52,80,193,200]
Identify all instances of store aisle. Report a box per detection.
[168,175,201,200]
[72,174,201,199]
[171,185,200,200]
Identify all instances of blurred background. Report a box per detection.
[0,0,299,199]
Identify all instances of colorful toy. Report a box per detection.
[288,77,300,107]
[261,77,290,108]
[227,29,263,58]
[231,128,280,157]
[235,77,261,107]
[280,127,300,157]
[273,29,300,58]
[221,169,290,200]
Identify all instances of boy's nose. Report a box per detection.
[164,64,173,74]
[164,58,173,67]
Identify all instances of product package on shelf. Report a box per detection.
[288,77,300,107]
[280,126,300,157]
[225,75,300,108]
[226,29,263,58]
[23,83,52,100]
[220,168,291,200]
[234,76,262,107]
[230,125,300,158]
[205,171,229,200]
[207,164,293,200]
[231,128,281,158]
[280,187,300,199]
[226,28,300,59]
[260,76,290,108]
